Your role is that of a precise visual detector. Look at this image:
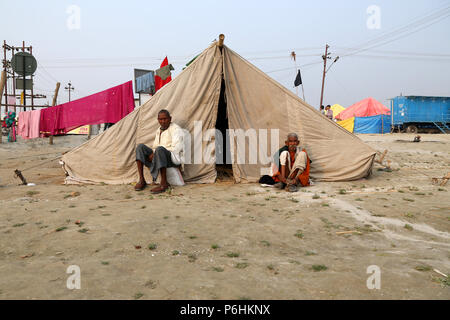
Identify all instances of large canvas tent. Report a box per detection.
[61,39,376,184]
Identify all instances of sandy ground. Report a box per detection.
[0,133,449,300]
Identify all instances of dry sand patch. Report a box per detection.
[0,133,449,299]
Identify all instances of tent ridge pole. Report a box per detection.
[218,34,225,48]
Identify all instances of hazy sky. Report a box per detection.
[2,0,450,109]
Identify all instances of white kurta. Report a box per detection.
[152,122,184,165]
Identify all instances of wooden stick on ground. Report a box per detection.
[336,230,362,235]
[431,172,450,186]
[441,173,450,186]
[433,269,448,278]
[14,169,28,185]
[375,149,388,164]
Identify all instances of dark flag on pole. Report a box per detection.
[294,69,302,87]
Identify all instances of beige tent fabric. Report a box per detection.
[62,41,376,185]
[223,46,376,182]
[62,43,223,184]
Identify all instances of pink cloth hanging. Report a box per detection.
[18,111,30,138]
[18,109,42,139]
[7,96,16,112]
[40,81,134,135]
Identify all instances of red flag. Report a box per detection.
[154,56,172,93]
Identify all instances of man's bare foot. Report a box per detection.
[134,181,147,191]
[150,184,169,194]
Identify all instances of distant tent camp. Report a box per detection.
[330,104,345,119]
[336,98,391,134]
[338,115,391,134]
[337,117,355,133]
[61,38,376,184]
[335,97,390,121]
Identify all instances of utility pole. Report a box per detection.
[65,81,74,102]
[2,41,47,116]
[319,44,330,109]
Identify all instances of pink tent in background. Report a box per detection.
[40,81,134,136]
[335,97,390,121]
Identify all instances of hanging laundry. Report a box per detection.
[40,81,134,136]
[18,109,41,139]
[7,96,16,112]
[154,57,174,93]
[5,111,17,142]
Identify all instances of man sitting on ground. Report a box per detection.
[260,133,311,192]
[134,109,183,194]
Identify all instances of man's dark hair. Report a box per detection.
[158,109,171,117]
[326,105,331,108]
[320,105,324,109]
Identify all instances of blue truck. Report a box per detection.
[389,96,450,133]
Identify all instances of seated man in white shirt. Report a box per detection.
[134,109,183,194]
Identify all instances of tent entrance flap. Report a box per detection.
[215,77,233,180]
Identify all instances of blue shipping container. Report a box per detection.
[390,96,450,133]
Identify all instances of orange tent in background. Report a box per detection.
[335,97,390,121]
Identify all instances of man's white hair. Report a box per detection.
[287,132,299,140]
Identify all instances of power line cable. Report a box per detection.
[334,47,450,58]
[340,4,450,53]
[338,5,450,58]
[343,12,450,58]
[37,61,60,83]
[265,60,323,74]
[347,54,450,62]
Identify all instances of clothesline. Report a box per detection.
[17,81,135,139]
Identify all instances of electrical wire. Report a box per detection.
[37,61,59,83]
[340,3,450,54]
[264,5,450,76]
[265,60,323,74]
[338,5,450,58]
[334,47,450,58]
[347,54,450,62]
[247,53,320,61]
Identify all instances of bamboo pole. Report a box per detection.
[49,82,60,145]
[0,71,6,144]
[218,34,225,48]
[52,82,60,106]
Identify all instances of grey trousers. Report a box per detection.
[136,144,176,180]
